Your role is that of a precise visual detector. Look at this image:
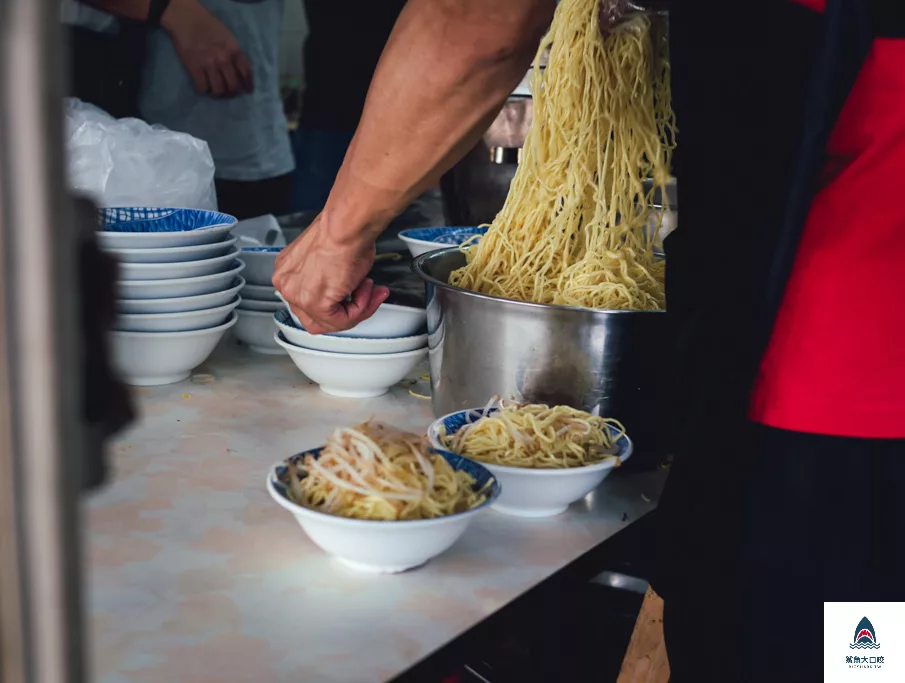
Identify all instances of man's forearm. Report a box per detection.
[323,0,556,243]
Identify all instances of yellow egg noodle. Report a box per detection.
[450,0,675,310]
[441,398,626,469]
[284,421,490,520]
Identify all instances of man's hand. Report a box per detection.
[599,1,668,34]
[272,215,390,335]
[161,0,254,97]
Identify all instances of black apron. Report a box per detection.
[653,0,874,601]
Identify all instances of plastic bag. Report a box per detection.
[232,214,286,248]
[65,98,218,210]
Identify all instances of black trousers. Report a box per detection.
[661,424,905,682]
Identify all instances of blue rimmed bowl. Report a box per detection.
[266,446,500,573]
[276,292,426,340]
[428,407,633,518]
[239,245,284,286]
[398,226,488,258]
[97,207,237,249]
[274,309,427,354]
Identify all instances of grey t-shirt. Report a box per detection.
[140,0,294,182]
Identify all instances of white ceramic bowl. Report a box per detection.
[233,308,283,354]
[117,277,244,314]
[116,247,239,281]
[275,332,427,397]
[428,408,633,518]
[117,261,244,300]
[276,292,426,339]
[398,226,488,258]
[114,296,240,333]
[273,309,427,354]
[111,311,237,386]
[241,282,280,301]
[237,298,283,313]
[104,236,238,264]
[266,447,500,573]
[97,207,236,249]
[240,246,283,285]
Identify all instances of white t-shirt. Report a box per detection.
[139,0,295,182]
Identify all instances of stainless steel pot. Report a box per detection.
[413,249,666,466]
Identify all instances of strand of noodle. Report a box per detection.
[339,427,425,495]
[408,440,435,493]
[319,427,424,497]
[305,456,422,502]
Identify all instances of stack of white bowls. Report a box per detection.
[101,207,243,386]
[235,246,284,354]
[273,303,429,398]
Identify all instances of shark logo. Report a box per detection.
[850,617,881,650]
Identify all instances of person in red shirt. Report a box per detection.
[658,0,905,679]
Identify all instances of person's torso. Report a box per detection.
[139,0,293,181]
[750,0,905,437]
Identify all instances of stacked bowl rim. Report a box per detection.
[114,296,242,333]
[116,246,241,281]
[106,235,239,264]
[241,282,280,301]
[273,309,427,355]
[117,261,245,300]
[97,207,237,249]
[117,277,246,314]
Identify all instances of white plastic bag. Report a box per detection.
[232,215,286,248]
[65,98,218,210]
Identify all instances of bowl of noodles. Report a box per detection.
[266,421,500,573]
[428,400,632,517]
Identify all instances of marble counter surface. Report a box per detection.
[86,341,664,683]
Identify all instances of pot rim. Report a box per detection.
[411,247,665,316]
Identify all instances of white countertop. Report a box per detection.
[86,341,664,683]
